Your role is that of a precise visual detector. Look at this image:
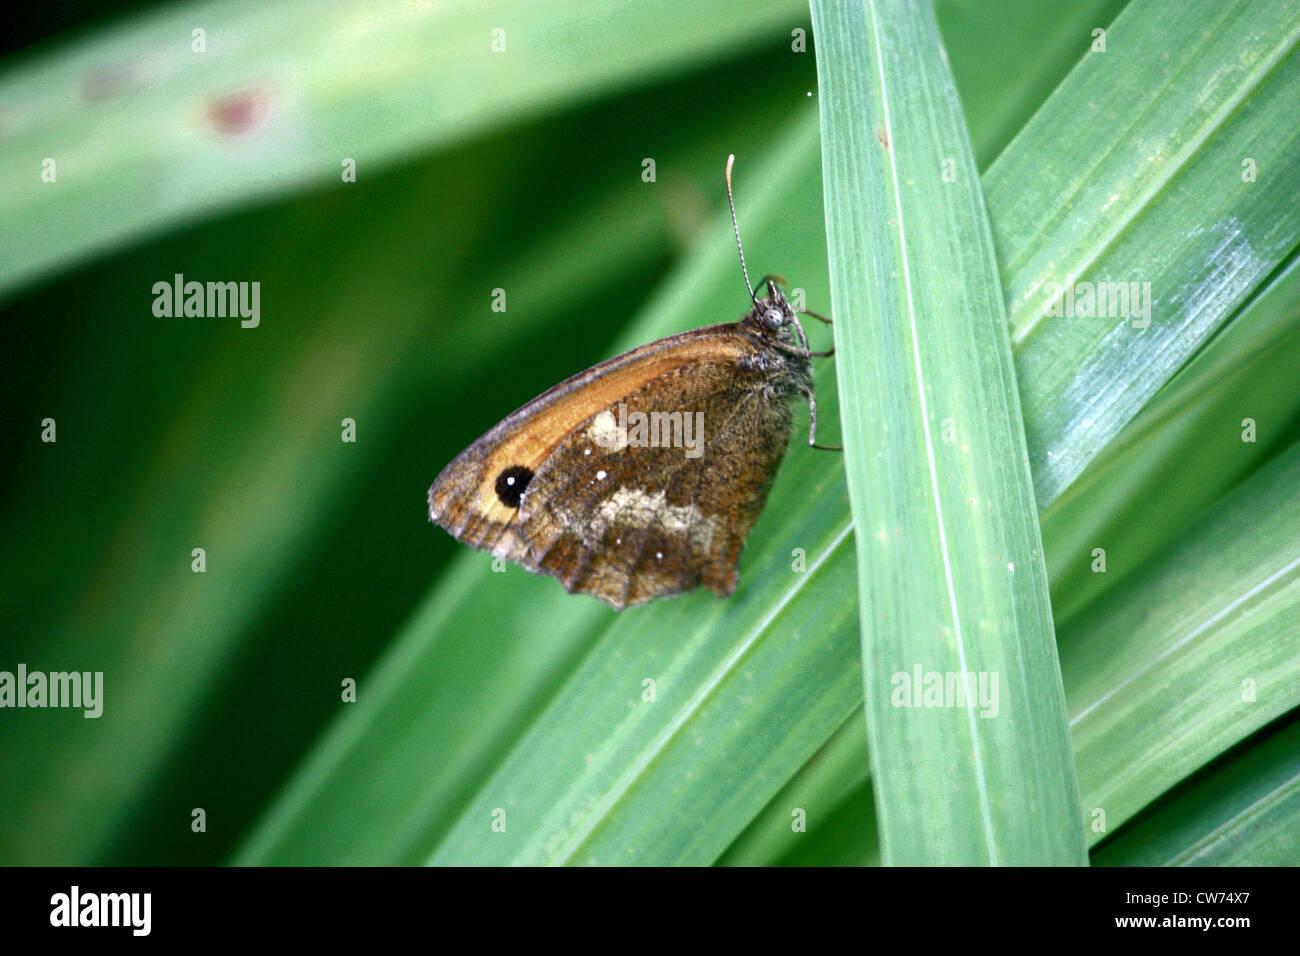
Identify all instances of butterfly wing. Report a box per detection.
[428,325,797,609]
[520,363,793,608]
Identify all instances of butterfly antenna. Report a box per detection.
[725,154,757,305]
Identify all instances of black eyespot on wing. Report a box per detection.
[494,465,534,508]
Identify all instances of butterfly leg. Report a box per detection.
[779,316,835,358]
[804,385,842,452]
[774,339,835,359]
[798,308,833,325]
[791,314,812,352]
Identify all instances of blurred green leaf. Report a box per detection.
[0,0,802,297]
[936,0,1130,167]
[0,142,672,865]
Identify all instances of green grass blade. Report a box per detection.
[1063,439,1300,842]
[986,0,1300,506]
[773,775,879,865]
[717,703,869,866]
[1044,251,1300,626]
[1092,715,1300,866]
[936,0,1129,168]
[812,0,1082,865]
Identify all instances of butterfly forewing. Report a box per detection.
[427,325,748,553]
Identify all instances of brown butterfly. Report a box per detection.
[428,155,835,610]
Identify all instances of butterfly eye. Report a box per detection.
[764,308,783,328]
[494,465,534,508]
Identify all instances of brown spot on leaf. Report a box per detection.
[208,88,269,137]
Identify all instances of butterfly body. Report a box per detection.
[428,285,816,610]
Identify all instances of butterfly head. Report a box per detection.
[758,281,789,327]
[743,278,798,340]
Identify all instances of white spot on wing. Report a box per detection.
[587,487,716,554]
[587,410,626,451]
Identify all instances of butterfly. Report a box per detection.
[428,155,835,610]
